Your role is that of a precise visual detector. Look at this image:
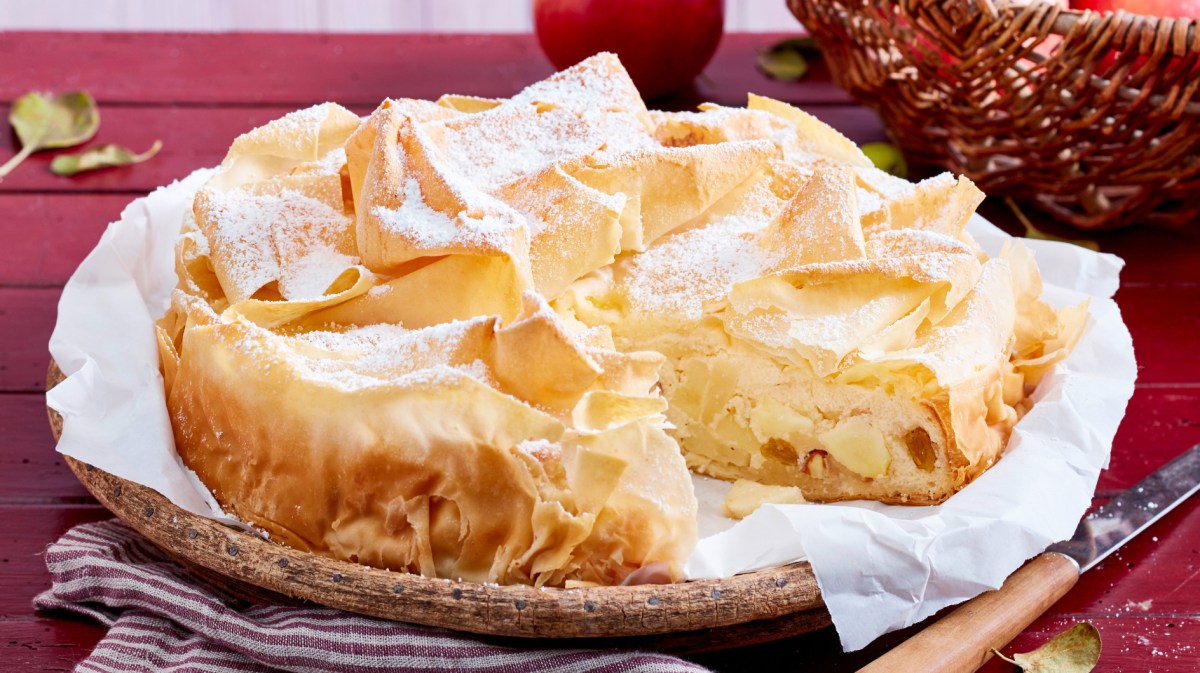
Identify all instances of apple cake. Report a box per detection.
[156,53,1085,586]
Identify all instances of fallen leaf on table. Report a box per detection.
[992,622,1101,672]
[51,140,162,176]
[758,37,820,82]
[0,90,100,181]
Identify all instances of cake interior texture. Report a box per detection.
[156,53,1085,586]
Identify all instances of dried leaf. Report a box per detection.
[862,141,907,178]
[11,90,100,149]
[0,91,100,180]
[993,622,1102,673]
[50,140,162,176]
[758,38,816,82]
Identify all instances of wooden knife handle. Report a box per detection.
[857,552,1081,673]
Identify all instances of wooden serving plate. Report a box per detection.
[47,362,830,652]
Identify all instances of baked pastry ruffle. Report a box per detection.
[157,54,1084,586]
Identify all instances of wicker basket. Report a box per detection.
[788,0,1200,230]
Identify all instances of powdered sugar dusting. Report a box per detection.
[511,53,642,115]
[435,106,611,188]
[856,165,914,200]
[278,247,357,300]
[373,179,459,247]
[371,177,521,253]
[282,318,500,390]
[620,214,773,321]
[313,146,347,173]
[236,103,336,158]
[515,438,562,462]
[428,54,656,191]
[202,187,357,303]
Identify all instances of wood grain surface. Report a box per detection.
[0,33,851,107]
[2,31,1198,673]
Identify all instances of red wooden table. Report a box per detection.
[1,32,1197,672]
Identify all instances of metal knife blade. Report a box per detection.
[1049,443,1200,573]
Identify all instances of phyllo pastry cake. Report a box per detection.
[156,53,1084,587]
[156,61,697,587]
[557,161,1086,505]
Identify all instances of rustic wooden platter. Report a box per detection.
[45,362,830,652]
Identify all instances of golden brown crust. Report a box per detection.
[166,295,696,586]
[160,54,1085,586]
[556,102,1085,508]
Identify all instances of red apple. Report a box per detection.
[1071,0,1200,18]
[1071,0,1199,75]
[533,0,724,100]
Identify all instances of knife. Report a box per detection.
[859,443,1200,673]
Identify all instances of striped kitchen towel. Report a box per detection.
[34,520,710,673]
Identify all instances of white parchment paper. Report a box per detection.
[48,175,1137,651]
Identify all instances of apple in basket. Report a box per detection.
[1071,0,1200,17]
[533,0,724,99]
[1069,0,1199,74]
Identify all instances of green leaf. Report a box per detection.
[758,38,814,82]
[993,622,1102,673]
[50,140,162,176]
[11,91,100,149]
[1,91,100,180]
[862,142,908,178]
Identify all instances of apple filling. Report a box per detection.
[660,349,956,504]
